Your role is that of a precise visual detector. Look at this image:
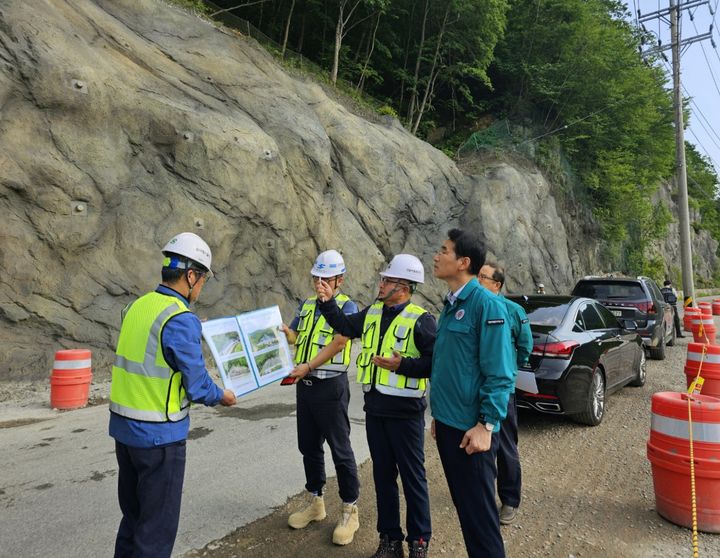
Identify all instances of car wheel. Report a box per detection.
[629,348,647,387]
[667,322,676,347]
[648,334,666,360]
[574,367,606,426]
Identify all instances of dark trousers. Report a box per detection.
[497,394,521,507]
[435,420,505,558]
[296,374,360,502]
[366,413,431,543]
[114,440,186,558]
[672,304,683,336]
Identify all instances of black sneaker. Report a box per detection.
[371,534,403,558]
[409,538,428,558]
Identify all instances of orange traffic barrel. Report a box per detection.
[691,316,717,345]
[684,343,720,398]
[684,307,701,333]
[713,299,720,316]
[50,349,92,410]
[647,391,720,532]
[699,302,713,317]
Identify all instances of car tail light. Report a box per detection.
[532,340,579,359]
[634,301,654,313]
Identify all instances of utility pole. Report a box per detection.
[638,0,713,307]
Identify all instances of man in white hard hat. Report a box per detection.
[536,283,546,295]
[280,250,361,546]
[316,254,436,558]
[478,262,533,526]
[109,232,237,558]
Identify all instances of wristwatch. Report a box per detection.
[482,421,495,432]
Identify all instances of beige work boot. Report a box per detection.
[332,502,359,545]
[288,495,326,529]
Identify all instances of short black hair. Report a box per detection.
[162,255,208,284]
[448,228,486,276]
[484,261,505,289]
[162,267,185,283]
[663,279,672,286]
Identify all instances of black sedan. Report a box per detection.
[506,295,646,426]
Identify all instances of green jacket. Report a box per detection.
[430,278,516,432]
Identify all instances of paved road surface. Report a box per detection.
[0,381,371,557]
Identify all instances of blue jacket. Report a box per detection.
[430,278,516,432]
[500,295,533,369]
[109,285,224,448]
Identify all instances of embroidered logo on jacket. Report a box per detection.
[455,309,465,320]
[486,318,505,325]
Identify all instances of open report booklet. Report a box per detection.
[201,305,294,397]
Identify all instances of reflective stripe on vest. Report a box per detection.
[109,292,190,422]
[293,294,352,372]
[651,413,720,443]
[356,301,427,398]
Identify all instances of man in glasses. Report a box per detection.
[316,254,436,558]
[431,229,515,558]
[280,250,361,546]
[109,232,237,558]
[478,262,533,526]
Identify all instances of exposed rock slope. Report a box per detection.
[0,0,713,381]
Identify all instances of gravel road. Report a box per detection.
[2,322,718,557]
[179,332,720,558]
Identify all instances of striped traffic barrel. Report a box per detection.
[647,392,720,532]
[713,299,720,316]
[684,307,701,333]
[699,302,713,317]
[684,343,720,398]
[690,315,717,345]
[50,349,92,410]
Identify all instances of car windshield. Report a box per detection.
[573,281,645,300]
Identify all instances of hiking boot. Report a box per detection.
[408,538,428,558]
[332,502,359,545]
[370,534,404,558]
[499,504,518,525]
[288,494,326,529]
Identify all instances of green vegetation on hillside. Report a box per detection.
[204,0,720,277]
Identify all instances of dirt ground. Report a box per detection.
[179,333,720,558]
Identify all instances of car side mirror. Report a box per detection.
[621,319,638,331]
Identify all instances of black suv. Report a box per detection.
[571,276,675,360]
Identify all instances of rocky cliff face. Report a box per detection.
[0,0,714,382]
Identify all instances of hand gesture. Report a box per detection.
[316,279,333,303]
[372,350,402,371]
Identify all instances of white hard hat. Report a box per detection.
[311,249,346,278]
[537,283,545,288]
[162,232,212,273]
[379,254,424,284]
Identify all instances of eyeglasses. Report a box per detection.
[312,275,339,282]
[479,273,498,283]
[379,277,408,287]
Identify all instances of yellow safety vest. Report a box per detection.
[294,294,352,372]
[109,292,190,422]
[356,301,428,398]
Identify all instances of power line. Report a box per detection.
[689,17,720,96]
[687,127,720,175]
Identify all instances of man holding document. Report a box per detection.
[109,232,236,558]
[280,250,361,546]
[478,262,533,525]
